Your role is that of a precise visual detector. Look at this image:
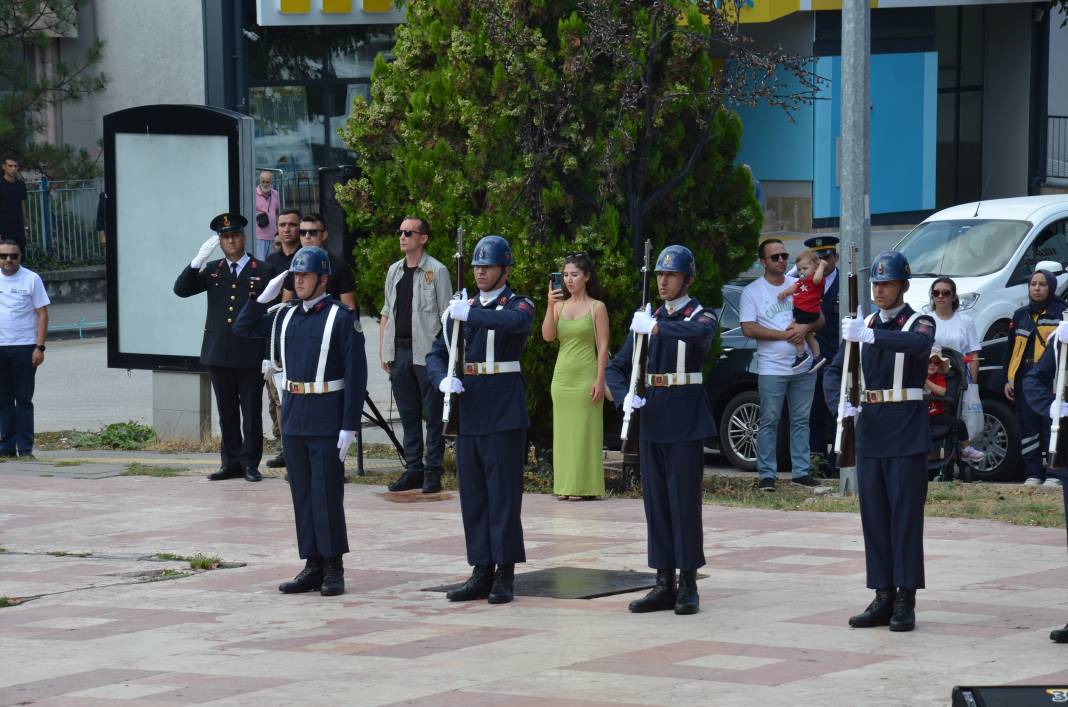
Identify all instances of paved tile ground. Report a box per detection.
[1,471,1067,706]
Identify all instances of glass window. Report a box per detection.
[327,27,395,79]
[897,219,1032,278]
[250,86,316,172]
[718,286,743,332]
[1008,220,1068,285]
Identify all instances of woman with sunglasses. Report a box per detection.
[1005,269,1067,486]
[928,277,985,466]
[541,252,609,500]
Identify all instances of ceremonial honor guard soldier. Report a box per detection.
[174,213,274,482]
[426,235,535,604]
[605,245,718,615]
[234,246,367,596]
[824,251,935,632]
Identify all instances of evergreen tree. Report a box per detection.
[338,0,817,451]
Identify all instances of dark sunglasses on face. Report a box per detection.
[932,289,953,297]
[818,252,834,260]
[396,229,427,238]
[300,229,322,236]
[0,253,19,260]
[768,253,790,262]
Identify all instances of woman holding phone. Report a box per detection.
[541,252,610,499]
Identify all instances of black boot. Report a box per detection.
[320,556,345,596]
[628,569,677,613]
[848,588,896,627]
[266,452,286,468]
[1050,623,1068,643]
[388,470,424,492]
[278,560,323,594]
[488,564,515,604]
[422,470,442,494]
[674,570,699,615]
[446,565,495,601]
[889,588,916,632]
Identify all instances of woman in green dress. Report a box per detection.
[541,253,610,499]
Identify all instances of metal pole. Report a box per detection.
[840,0,871,314]
[40,176,54,257]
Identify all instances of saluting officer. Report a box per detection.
[823,251,935,632]
[605,245,718,615]
[426,235,535,605]
[174,213,275,482]
[1020,321,1068,644]
[234,246,366,596]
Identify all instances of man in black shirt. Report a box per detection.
[263,208,303,469]
[281,213,356,310]
[0,156,29,256]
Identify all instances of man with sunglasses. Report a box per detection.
[380,217,452,493]
[0,239,49,458]
[281,213,356,310]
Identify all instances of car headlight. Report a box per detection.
[958,292,979,310]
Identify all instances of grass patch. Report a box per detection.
[701,476,858,513]
[146,552,223,570]
[73,421,156,450]
[46,550,92,557]
[0,596,25,608]
[53,460,87,467]
[122,463,188,477]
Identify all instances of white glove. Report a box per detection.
[1057,321,1068,344]
[337,430,356,462]
[1051,402,1068,420]
[257,268,289,304]
[438,376,465,395]
[448,288,471,321]
[191,235,219,269]
[629,304,655,335]
[624,393,646,410]
[838,401,861,419]
[842,311,874,344]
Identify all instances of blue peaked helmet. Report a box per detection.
[655,245,696,278]
[290,246,332,276]
[471,235,513,267]
[869,251,911,282]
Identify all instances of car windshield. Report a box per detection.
[895,219,1032,278]
[717,286,743,331]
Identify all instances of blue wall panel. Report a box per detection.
[733,66,815,182]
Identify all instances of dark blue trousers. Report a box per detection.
[857,453,927,589]
[1016,379,1049,481]
[639,438,706,571]
[0,344,36,455]
[455,429,526,566]
[390,347,444,475]
[283,434,349,560]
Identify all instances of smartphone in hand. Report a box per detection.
[551,272,564,292]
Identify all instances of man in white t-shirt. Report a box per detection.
[0,239,50,457]
[739,238,823,491]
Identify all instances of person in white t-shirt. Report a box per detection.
[0,238,50,457]
[739,238,823,492]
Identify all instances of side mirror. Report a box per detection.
[1035,260,1064,275]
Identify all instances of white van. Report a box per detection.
[895,195,1068,341]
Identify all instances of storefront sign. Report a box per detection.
[256,0,405,26]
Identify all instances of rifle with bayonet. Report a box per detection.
[1050,311,1068,468]
[620,239,653,454]
[442,226,465,436]
[834,242,860,468]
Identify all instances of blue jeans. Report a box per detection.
[756,372,816,479]
[0,344,36,455]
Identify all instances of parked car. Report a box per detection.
[896,195,1068,341]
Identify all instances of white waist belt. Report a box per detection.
[463,361,521,375]
[284,379,345,394]
[646,372,703,387]
[863,387,924,403]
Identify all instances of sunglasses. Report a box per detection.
[0,253,19,260]
[299,228,323,236]
[565,251,588,260]
[767,253,790,262]
[932,289,953,297]
[818,252,835,260]
[396,229,427,238]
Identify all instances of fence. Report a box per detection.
[256,168,320,217]
[26,177,104,263]
[1050,116,1068,181]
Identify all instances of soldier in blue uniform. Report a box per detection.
[605,245,718,615]
[174,213,275,482]
[1021,322,1068,643]
[823,251,935,632]
[426,235,535,605]
[234,246,366,597]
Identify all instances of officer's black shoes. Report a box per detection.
[278,560,323,594]
[320,556,345,596]
[848,588,896,628]
[388,470,424,492]
[791,475,820,488]
[266,452,286,468]
[244,467,263,482]
[447,564,496,601]
[208,466,243,481]
[422,471,443,494]
[628,569,677,613]
[1050,623,1068,643]
[674,570,700,615]
[758,477,776,493]
[888,588,916,632]
[487,564,516,604]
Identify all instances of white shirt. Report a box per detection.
[224,254,250,278]
[739,275,810,375]
[478,286,506,306]
[663,295,692,315]
[0,266,50,346]
[932,310,980,355]
[879,303,907,323]
[302,292,328,311]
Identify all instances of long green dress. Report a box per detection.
[551,306,605,496]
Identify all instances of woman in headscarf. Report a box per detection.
[1004,269,1067,486]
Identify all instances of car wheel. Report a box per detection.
[984,319,1011,342]
[719,390,760,471]
[968,398,1020,481]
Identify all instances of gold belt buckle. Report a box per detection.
[289,382,304,394]
[652,374,667,387]
[865,390,881,403]
[464,363,478,375]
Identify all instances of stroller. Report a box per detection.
[927,347,973,483]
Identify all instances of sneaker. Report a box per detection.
[758,477,776,492]
[808,355,827,373]
[791,474,820,487]
[960,446,986,463]
[1044,478,1063,488]
[791,352,811,371]
[1024,477,1043,487]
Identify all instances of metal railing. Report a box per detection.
[255,168,320,217]
[1050,115,1068,181]
[26,177,104,263]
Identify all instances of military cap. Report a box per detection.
[803,235,839,253]
[209,212,247,234]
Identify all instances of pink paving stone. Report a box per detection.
[127,674,293,703]
[224,617,413,651]
[391,692,655,706]
[706,545,868,576]
[0,669,162,706]
[0,605,220,641]
[966,567,1068,590]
